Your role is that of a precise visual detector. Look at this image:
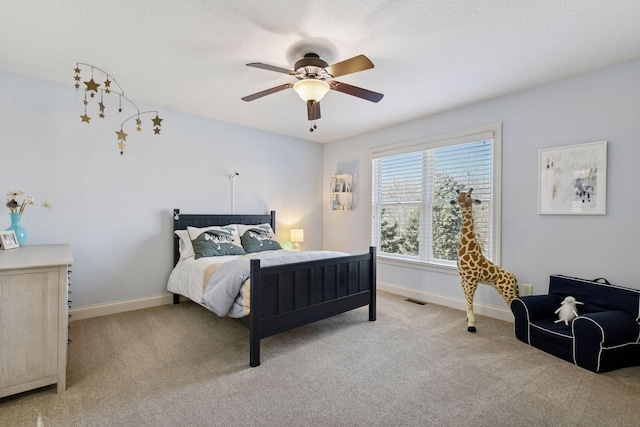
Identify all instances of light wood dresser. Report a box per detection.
[0,244,73,398]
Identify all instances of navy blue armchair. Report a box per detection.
[511,275,640,372]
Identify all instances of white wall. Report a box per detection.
[323,60,640,315]
[4,60,640,315]
[0,70,323,308]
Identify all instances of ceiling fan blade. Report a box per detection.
[246,62,296,75]
[329,81,384,103]
[307,101,321,120]
[324,54,374,78]
[241,83,292,102]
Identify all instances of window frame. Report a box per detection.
[370,122,502,270]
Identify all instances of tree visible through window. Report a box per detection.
[371,125,500,266]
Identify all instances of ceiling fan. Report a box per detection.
[241,53,383,131]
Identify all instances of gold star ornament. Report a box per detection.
[84,78,101,92]
[116,129,128,141]
[152,115,163,127]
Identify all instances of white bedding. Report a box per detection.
[167,249,348,317]
[167,254,241,307]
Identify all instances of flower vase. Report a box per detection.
[6,213,28,246]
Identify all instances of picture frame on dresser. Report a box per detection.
[0,230,19,249]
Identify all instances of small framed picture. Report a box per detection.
[0,230,20,250]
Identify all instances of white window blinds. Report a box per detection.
[371,123,501,266]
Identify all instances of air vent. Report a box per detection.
[405,298,427,305]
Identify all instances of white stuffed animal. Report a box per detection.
[554,296,584,326]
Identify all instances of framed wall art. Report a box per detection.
[538,140,607,215]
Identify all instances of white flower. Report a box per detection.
[7,190,24,200]
[5,190,52,214]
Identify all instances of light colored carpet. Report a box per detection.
[1,291,639,426]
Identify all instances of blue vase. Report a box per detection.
[6,213,28,246]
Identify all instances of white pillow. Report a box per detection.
[175,229,195,259]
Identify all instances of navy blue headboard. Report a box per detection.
[172,209,276,265]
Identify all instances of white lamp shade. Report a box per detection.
[290,228,304,243]
[293,79,330,103]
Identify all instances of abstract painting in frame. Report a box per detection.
[538,140,607,215]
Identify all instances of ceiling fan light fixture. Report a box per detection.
[293,79,330,103]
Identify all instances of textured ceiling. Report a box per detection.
[2,0,640,143]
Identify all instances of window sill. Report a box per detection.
[376,255,459,274]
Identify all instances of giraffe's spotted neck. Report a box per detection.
[461,206,476,238]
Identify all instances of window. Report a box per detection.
[371,123,501,268]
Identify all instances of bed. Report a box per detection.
[168,209,376,367]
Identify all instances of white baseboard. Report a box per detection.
[377,281,514,323]
[69,293,182,322]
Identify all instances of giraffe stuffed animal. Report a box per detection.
[450,188,519,332]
